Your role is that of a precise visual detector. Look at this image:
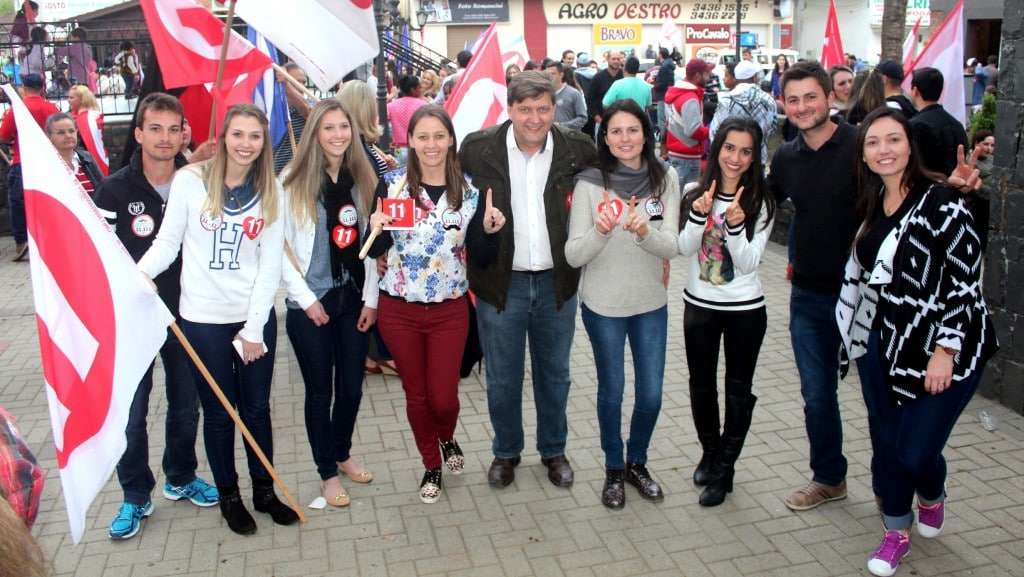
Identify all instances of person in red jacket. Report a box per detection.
[664,59,713,189]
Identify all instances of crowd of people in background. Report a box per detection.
[0,31,1002,577]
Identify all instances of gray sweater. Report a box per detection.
[565,169,680,317]
[554,84,588,131]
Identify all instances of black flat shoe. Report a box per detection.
[602,469,626,510]
[218,487,256,535]
[626,463,665,502]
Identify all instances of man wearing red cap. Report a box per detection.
[663,58,713,188]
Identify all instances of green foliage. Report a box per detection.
[970,93,997,137]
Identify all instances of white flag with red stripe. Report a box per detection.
[446,23,508,146]
[1,84,173,543]
[236,0,379,93]
[902,0,965,124]
[76,110,108,176]
[901,16,922,78]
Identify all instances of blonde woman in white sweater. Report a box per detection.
[565,99,680,510]
[138,105,291,535]
[677,116,775,508]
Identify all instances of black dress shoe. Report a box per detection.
[488,456,520,488]
[541,455,574,488]
[626,463,665,502]
[602,469,625,509]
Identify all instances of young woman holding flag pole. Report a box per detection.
[678,116,775,507]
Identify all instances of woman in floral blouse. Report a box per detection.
[367,106,506,503]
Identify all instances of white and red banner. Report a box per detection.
[902,16,922,78]
[903,0,965,124]
[446,23,508,146]
[76,110,108,176]
[1,84,173,543]
[235,0,379,93]
[820,0,845,70]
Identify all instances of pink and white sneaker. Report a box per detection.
[867,530,911,577]
[917,500,945,538]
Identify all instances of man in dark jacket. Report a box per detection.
[585,51,624,139]
[461,72,597,490]
[93,93,216,541]
[909,67,967,176]
[652,47,676,138]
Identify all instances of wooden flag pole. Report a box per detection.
[208,0,238,142]
[169,322,307,523]
[272,63,319,102]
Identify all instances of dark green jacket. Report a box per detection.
[461,120,597,311]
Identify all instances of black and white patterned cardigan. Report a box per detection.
[836,184,998,401]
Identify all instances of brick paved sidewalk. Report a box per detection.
[1,238,1022,577]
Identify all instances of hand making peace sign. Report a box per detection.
[947,144,983,193]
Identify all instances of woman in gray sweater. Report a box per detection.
[565,99,680,509]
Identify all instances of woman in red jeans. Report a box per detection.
[367,106,505,503]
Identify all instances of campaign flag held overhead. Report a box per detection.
[902,16,922,78]
[820,0,845,70]
[903,0,965,124]
[76,110,108,176]
[246,28,289,148]
[445,23,508,146]
[236,0,379,93]
[139,0,272,90]
[1,84,173,543]
[501,34,530,71]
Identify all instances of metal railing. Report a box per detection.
[381,32,448,75]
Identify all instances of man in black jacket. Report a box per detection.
[93,93,216,540]
[461,72,597,490]
[909,67,967,176]
[585,51,624,139]
[652,47,676,139]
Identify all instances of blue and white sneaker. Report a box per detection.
[163,478,219,507]
[109,500,153,540]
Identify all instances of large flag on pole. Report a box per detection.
[903,0,966,124]
[820,0,845,70]
[1,84,173,543]
[246,28,288,148]
[902,16,922,78]
[236,0,379,93]
[445,23,508,146]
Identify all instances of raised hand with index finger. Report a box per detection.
[482,187,506,234]
[692,180,716,215]
[623,195,650,239]
[595,189,620,235]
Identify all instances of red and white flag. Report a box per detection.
[902,0,966,124]
[76,110,108,176]
[902,16,922,78]
[446,23,508,146]
[1,84,173,543]
[820,0,845,70]
[236,0,379,92]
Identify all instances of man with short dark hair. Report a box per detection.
[876,59,916,118]
[664,58,713,187]
[652,47,676,137]
[460,71,598,490]
[909,67,966,176]
[0,73,58,261]
[544,59,587,131]
[586,50,624,138]
[94,92,216,540]
[601,55,652,110]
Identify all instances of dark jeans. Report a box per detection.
[582,304,667,469]
[789,285,847,486]
[286,287,369,481]
[116,330,201,505]
[476,271,577,460]
[7,164,25,245]
[683,303,767,403]
[858,329,981,530]
[122,73,136,97]
[180,313,277,489]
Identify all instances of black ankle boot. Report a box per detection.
[699,392,757,508]
[218,485,256,535]
[602,468,626,510]
[689,385,721,486]
[252,481,298,526]
[626,462,664,502]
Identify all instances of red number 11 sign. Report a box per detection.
[382,198,416,230]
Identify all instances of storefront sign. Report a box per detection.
[593,23,643,45]
[868,0,929,27]
[546,1,773,24]
[424,0,510,24]
[685,23,730,44]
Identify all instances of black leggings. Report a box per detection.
[683,303,767,399]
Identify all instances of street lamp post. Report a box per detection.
[375,0,392,151]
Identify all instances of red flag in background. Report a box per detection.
[820,0,845,70]
[445,23,508,146]
[902,0,966,124]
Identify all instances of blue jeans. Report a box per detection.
[582,305,667,469]
[789,285,847,486]
[667,156,701,190]
[476,271,577,459]
[116,330,201,505]
[181,313,277,489]
[286,286,369,480]
[858,329,981,530]
[7,164,25,245]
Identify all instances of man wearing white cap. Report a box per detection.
[710,60,778,161]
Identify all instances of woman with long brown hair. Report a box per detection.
[367,105,505,504]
